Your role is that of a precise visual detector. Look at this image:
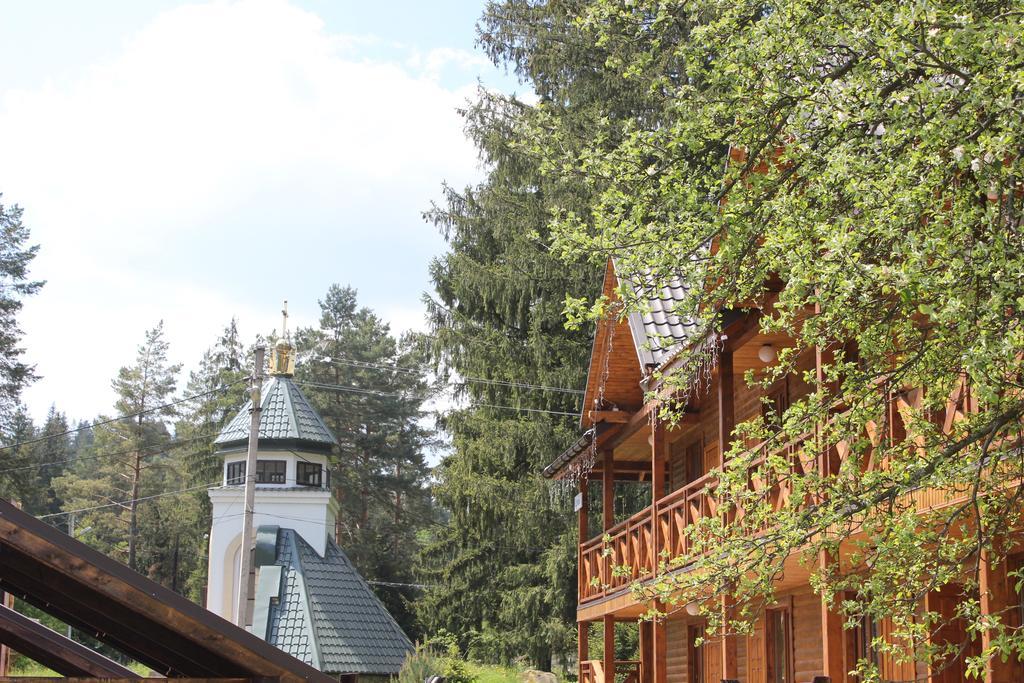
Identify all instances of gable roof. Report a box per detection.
[215,376,337,452]
[0,500,333,682]
[618,269,697,368]
[254,527,413,676]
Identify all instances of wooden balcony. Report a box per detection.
[578,379,984,608]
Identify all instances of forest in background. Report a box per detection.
[0,0,653,672]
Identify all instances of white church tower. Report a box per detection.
[205,328,338,624]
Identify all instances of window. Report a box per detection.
[226,461,245,485]
[766,607,793,683]
[687,624,704,683]
[670,438,704,491]
[852,614,880,671]
[762,379,790,431]
[256,460,286,484]
[297,462,323,487]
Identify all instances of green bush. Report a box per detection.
[396,645,443,683]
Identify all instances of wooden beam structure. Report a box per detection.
[0,604,136,678]
[0,500,332,683]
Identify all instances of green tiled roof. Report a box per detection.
[214,377,336,451]
[254,527,413,676]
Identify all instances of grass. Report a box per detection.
[466,662,522,683]
[11,657,153,677]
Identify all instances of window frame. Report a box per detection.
[226,461,245,485]
[296,461,323,487]
[256,459,286,484]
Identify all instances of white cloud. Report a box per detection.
[0,0,488,423]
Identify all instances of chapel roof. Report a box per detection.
[252,526,413,676]
[213,376,337,452]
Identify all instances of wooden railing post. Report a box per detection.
[603,616,616,683]
[651,420,665,567]
[603,448,614,592]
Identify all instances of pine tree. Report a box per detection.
[295,284,435,637]
[176,319,249,487]
[55,323,181,571]
[0,197,43,430]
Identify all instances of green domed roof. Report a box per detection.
[214,376,336,453]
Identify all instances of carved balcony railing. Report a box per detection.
[577,380,980,605]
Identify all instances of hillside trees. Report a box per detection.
[295,284,435,637]
[520,0,1024,674]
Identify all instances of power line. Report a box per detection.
[314,355,585,395]
[0,379,249,454]
[293,379,581,418]
[0,430,224,476]
[38,482,221,519]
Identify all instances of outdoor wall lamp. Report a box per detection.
[758,343,777,363]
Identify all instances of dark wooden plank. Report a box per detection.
[0,500,333,683]
[0,604,136,678]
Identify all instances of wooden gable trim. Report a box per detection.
[581,260,645,430]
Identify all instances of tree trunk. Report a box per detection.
[128,448,140,571]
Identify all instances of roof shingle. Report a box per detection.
[214,377,336,450]
[256,527,413,676]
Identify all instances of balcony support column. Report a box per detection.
[652,612,667,683]
[603,449,614,532]
[720,595,738,681]
[819,549,845,683]
[980,546,1016,683]
[603,615,615,683]
[579,476,589,604]
[717,350,734,467]
[638,620,652,683]
[578,620,590,683]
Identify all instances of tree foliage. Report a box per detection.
[0,197,42,430]
[295,284,435,638]
[519,0,1024,675]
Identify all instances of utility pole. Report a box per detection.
[235,345,265,628]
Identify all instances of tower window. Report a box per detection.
[297,462,323,487]
[256,460,286,484]
[226,461,245,485]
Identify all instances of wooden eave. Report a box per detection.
[580,260,645,430]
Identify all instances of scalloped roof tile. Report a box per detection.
[214,377,337,449]
[256,528,412,675]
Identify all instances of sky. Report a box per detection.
[0,0,528,424]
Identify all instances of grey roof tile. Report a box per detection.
[214,377,336,449]
[256,528,412,676]
[619,268,699,368]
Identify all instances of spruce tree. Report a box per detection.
[0,197,43,430]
